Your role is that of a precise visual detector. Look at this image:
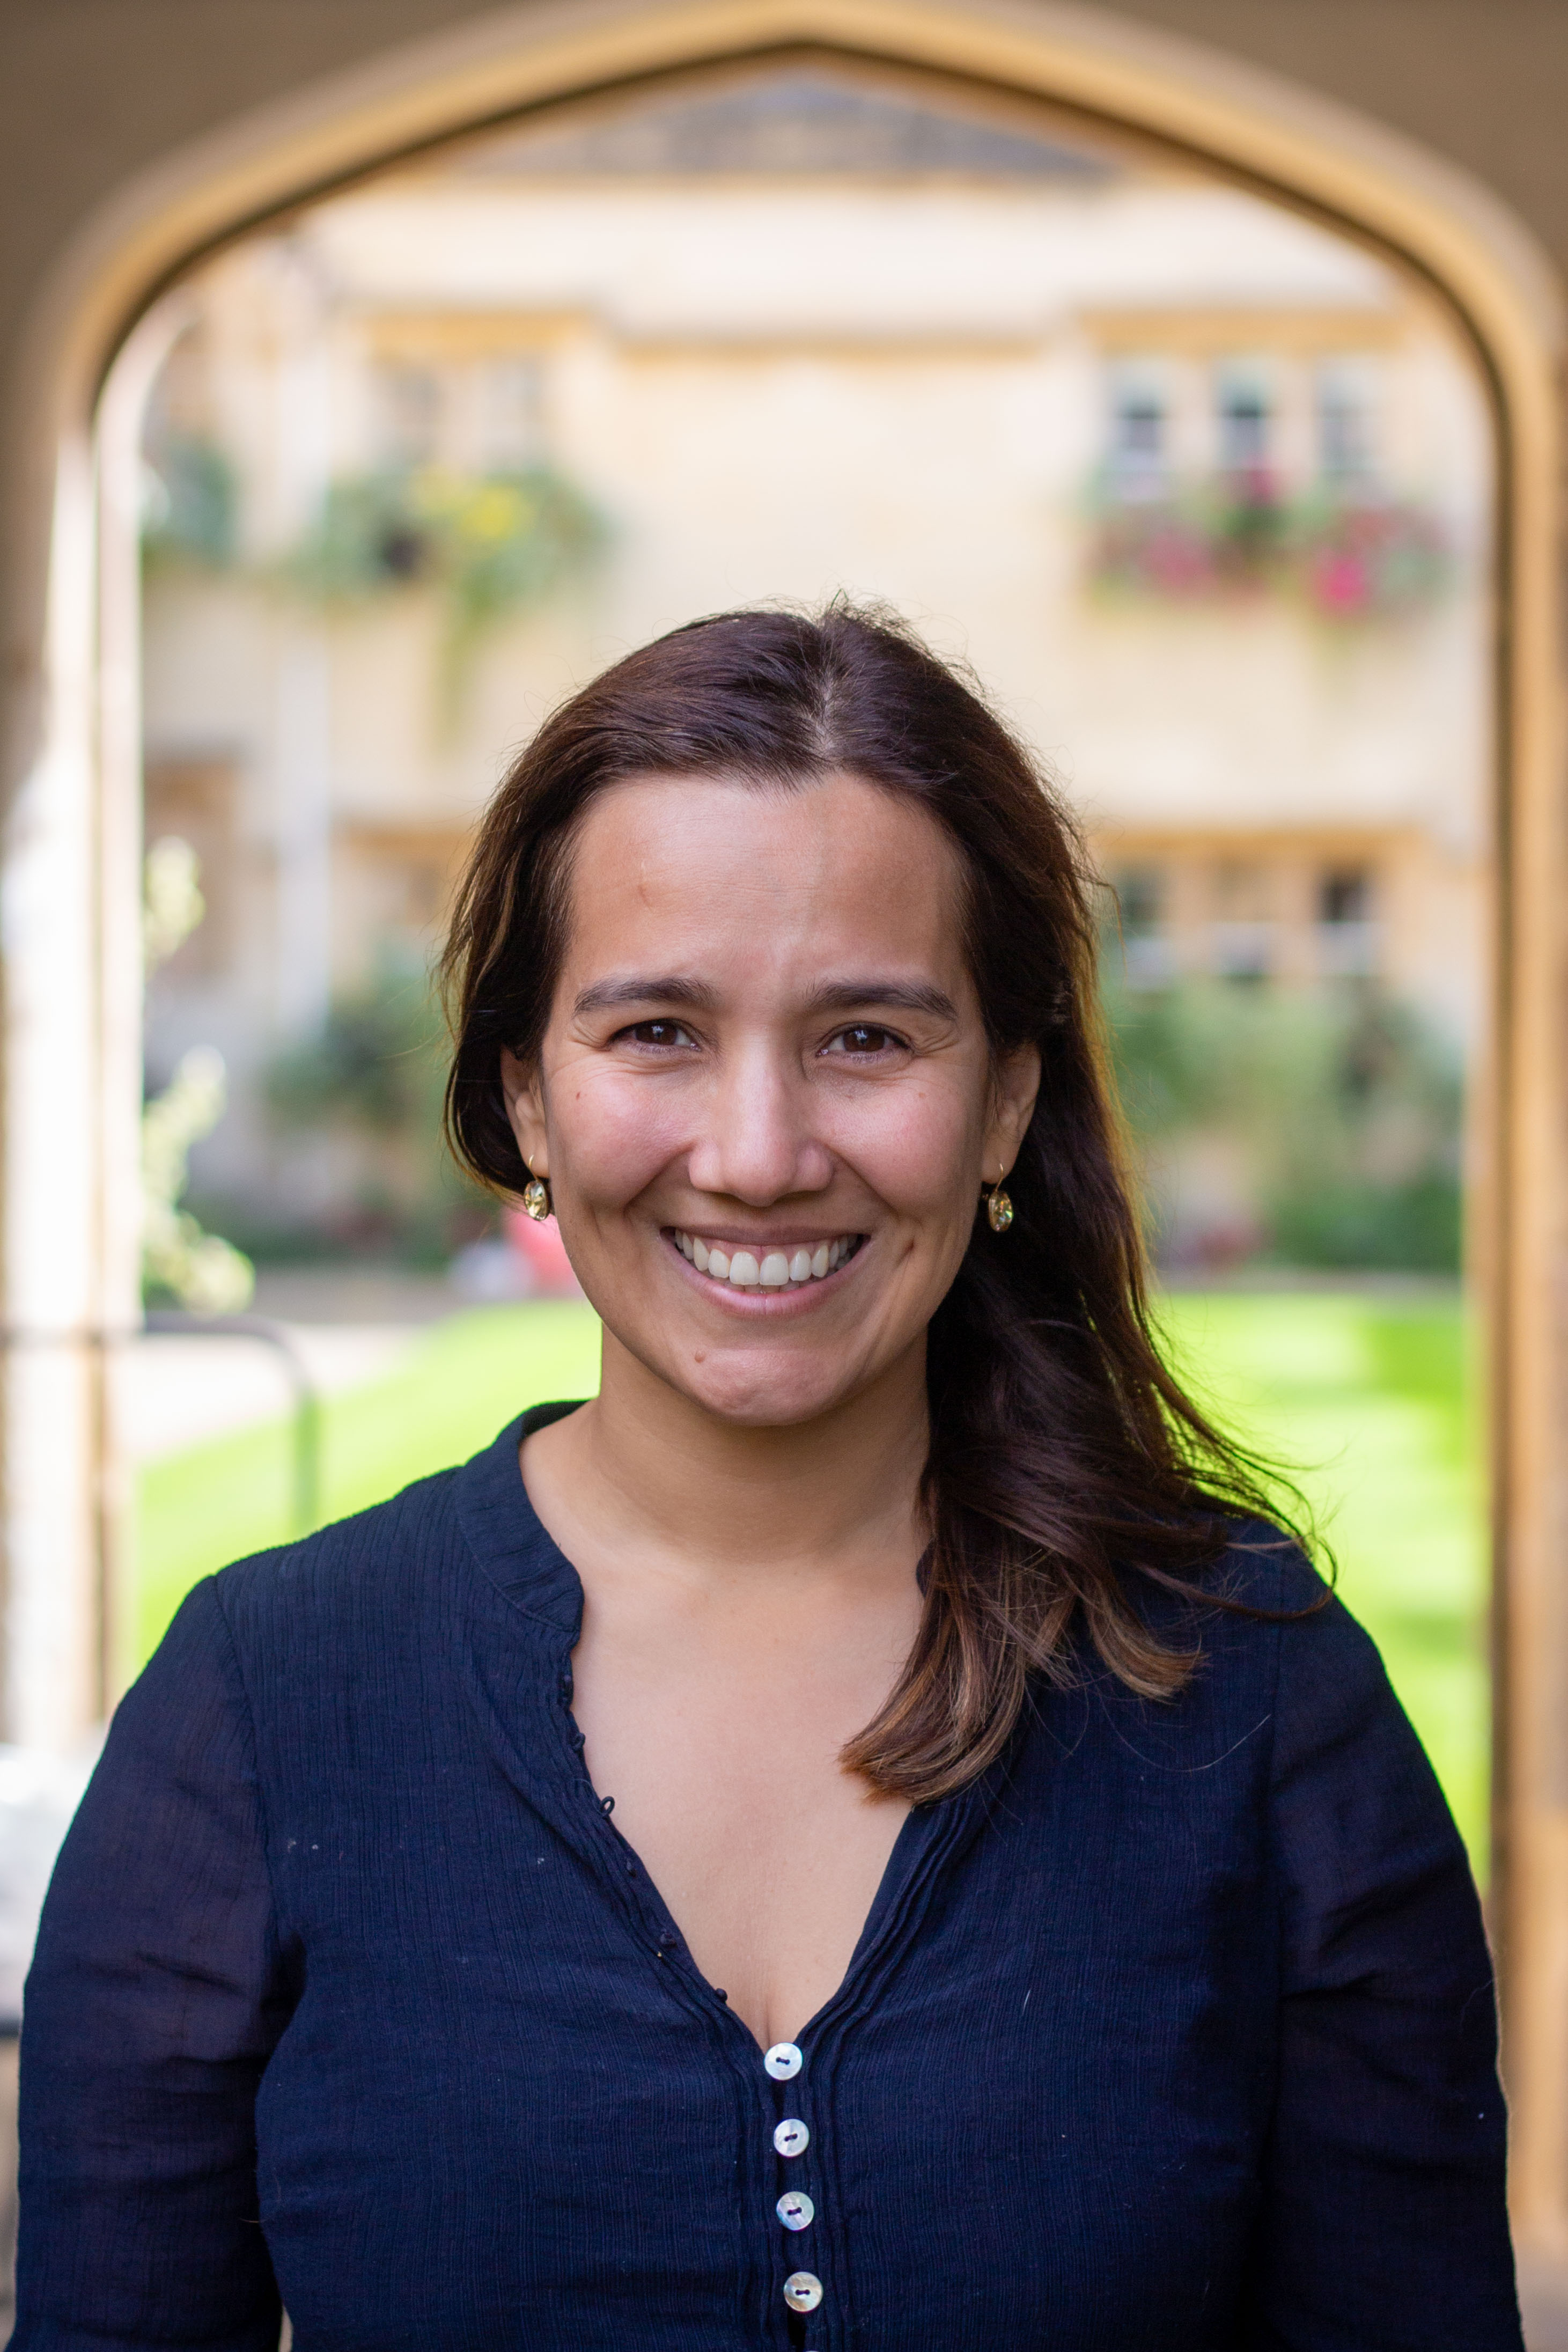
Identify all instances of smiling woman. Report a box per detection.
[13,606,1521,2351]
[440,605,1314,1806]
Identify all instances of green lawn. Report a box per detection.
[1156,1289,1487,1873]
[135,1286,1488,1871]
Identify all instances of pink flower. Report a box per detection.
[1313,550,1370,613]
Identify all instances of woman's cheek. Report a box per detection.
[556,1070,695,1203]
[827,1079,978,1212]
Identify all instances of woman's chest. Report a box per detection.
[567,1582,918,2049]
[256,1717,1276,2352]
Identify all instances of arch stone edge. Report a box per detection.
[4,0,1564,2259]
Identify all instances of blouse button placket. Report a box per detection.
[764,2043,825,2338]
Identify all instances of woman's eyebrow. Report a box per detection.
[572,974,718,1018]
[807,980,960,1021]
[571,975,959,1021]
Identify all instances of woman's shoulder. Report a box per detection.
[192,1412,545,1670]
[211,1458,467,1621]
[1185,1518,1463,1851]
[1194,1511,1325,1611]
[188,1406,577,1672]
[1108,1515,1415,1790]
[1123,1512,1338,1673]
[1199,1516,1395,1694]
[1180,1513,1380,1679]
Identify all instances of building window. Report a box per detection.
[475,355,546,470]
[1316,357,1378,485]
[1316,864,1379,977]
[1214,364,1272,483]
[1210,860,1275,983]
[1320,868,1370,925]
[375,363,443,467]
[1107,365,1168,502]
[1110,863,1175,986]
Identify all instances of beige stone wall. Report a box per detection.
[136,126,1492,1231]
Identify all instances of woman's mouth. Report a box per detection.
[669,1230,865,1290]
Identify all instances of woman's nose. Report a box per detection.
[684,1042,833,1203]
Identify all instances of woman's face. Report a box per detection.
[502,772,1039,1429]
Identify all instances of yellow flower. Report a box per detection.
[465,485,529,541]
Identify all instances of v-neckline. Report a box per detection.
[463,1405,970,2057]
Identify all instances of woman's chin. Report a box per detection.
[664,1343,875,1432]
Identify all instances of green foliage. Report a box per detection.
[142,433,238,572]
[1103,975,1463,1270]
[277,471,430,603]
[275,461,607,721]
[142,1046,255,1312]
[263,955,481,1261]
[426,470,608,638]
[142,835,205,969]
[267,954,446,1135]
[281,462,606,637]
[141,838,254,1310]
[1270,1172,1462,1274]
[1108,976,1327,1138]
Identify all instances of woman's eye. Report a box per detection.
[621,1018,693,1049]
[825,1024,900,1056]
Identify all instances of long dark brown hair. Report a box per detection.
[442,602,1313,1802]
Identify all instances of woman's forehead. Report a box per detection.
[561,771,969,976]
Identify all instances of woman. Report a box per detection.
[14,606,1518,2350]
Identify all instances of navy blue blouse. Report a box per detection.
[12,1406,1520,2350]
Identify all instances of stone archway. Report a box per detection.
[6,0,1563,2254]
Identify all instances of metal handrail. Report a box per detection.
[141,1311,323,1534]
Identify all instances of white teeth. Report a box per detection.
[673,1232,859,1287]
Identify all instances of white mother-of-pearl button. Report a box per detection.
[764,2042,803,2080]
[783,2272,824,2313]
[776,2191,814,2231]
[774,2118,809,2158]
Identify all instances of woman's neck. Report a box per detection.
[524,1329,930,1593]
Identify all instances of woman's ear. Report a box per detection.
[986,1043,1041,1177]
[499,1048,549,1178]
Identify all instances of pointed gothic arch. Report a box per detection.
[4,0,1563,2253]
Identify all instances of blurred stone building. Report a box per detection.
[136,65,1490,1249]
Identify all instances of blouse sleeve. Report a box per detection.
[11,1576,293,2352]
[1245,1581,1521,2349]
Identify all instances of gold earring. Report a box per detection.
[985,1165,1014,1234]
[521,1161,553,1222]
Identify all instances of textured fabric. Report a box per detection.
[11,1405,1519,2351]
